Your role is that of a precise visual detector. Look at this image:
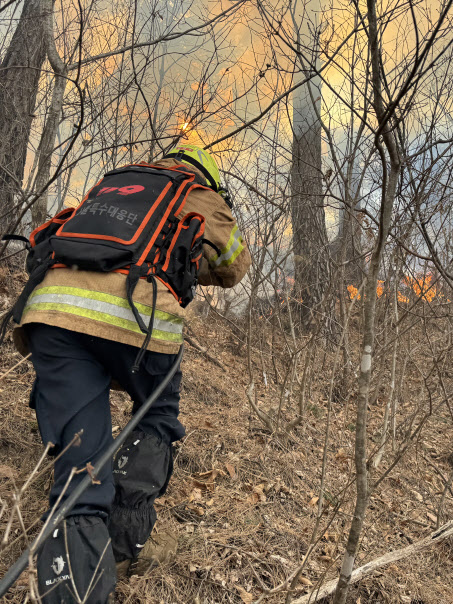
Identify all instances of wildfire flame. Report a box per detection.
[376,280,384,298]
[346,274,443,304]
[404,274,436,303]
[347,285,361,300]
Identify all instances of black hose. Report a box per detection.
[0,345,183,598]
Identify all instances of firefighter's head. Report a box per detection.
[163,144,221,192]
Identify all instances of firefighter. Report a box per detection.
[12,145,251,602]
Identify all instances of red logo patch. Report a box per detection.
[97,185,144,197]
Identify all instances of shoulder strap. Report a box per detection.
[2,234,31,250]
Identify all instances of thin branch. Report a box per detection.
[66,1,247,71]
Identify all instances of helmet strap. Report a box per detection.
[164,152,218,191]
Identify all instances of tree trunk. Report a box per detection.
[290,0,330,328]
[337,201,362,285]
[332,0,402,600]
[32,74,66,228]
[31,0,67,229]
[291,124,329,325]
[0,0,47,233]
[335,120,363,286]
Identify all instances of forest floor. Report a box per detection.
[0,263,452,603]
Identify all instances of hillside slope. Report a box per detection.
[0,266,452,603]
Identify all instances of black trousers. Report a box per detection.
[26,323,183,560]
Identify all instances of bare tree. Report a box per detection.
[289,0,331,327]
[0,0,46,232]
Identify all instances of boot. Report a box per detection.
[37,515,116,603]
[115,530,177,579]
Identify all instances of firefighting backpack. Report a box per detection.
[3,163,217,369]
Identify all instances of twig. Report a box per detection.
[0,517,41,554]
[437,470,453,529]
[20,442,53,496]
[0,353,32,382]
[184,332,227,372]
[18,432,83,496]
[82,538,111,603]
[64,519,81,602]
[246,381,274,431]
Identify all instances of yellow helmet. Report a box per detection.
[163,144,221,191]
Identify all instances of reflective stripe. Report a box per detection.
[24,286,183,343]
[209,225,244,268]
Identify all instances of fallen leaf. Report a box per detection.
[308,496,319,506]
[187,504,205,516]
[335,448,348,461]
[236,586,253,603]
[248,491,260,505]
[225,463,236,480]
[427,512,437,523]
[86,462,101,485]
[192,469,223,492]
[251,484,266,502]
[188,488,203,502]
[411,490,423,502]
[193,479,216,493]
[298,576,313,586]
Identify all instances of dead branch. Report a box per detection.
[184,331,227,372]
[292,520,453,604]
[0,353,32,382]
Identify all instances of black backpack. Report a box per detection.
[3,163,217,370]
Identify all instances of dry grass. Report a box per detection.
[0,267,452,603]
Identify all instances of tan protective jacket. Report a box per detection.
[14,159,251,356]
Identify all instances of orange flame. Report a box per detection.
[397,292,409,303]
[404,274,436,303]
[346,273,438,304]
[347,285,361,300]
[376,280,384,298]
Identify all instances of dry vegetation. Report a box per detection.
[1,261,452,604]
[1,0,453,602]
